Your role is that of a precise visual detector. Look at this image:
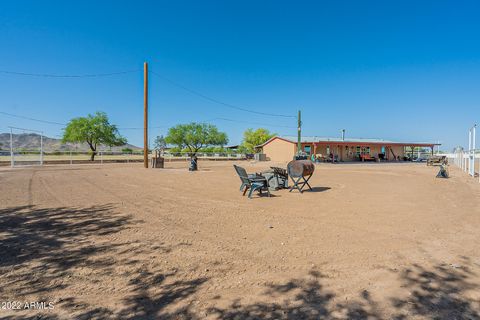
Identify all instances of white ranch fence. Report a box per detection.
[447,124,479,183]
[0,150,247,167]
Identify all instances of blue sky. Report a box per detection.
[1,0,479,150]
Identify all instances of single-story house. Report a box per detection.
[256,136,440,162]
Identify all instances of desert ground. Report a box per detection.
[1,161,480,319]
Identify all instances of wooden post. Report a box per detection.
[144,62,149,168]
[297,110,301,156]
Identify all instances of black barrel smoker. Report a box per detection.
[189,155,198,171]
[287,160,315,193]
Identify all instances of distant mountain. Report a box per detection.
[0,133,141,152]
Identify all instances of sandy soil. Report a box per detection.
[1,161,480,319]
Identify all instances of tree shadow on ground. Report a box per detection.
[0,204,206,319]
[390,257,480,320]
[1,205,480,319]
[0,204,137,297]
[115,270,208,320]
[207,260,480,320]
[207,270,382,320]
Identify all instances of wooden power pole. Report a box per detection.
[144,62,149,168]
[297,110,302,155]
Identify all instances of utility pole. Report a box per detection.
[297,110,302,155]
[144,62,149,168]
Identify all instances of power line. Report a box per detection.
[0,69,141,78]
[1,110,293,132]
[0,111,66,126]
[0,110,161,130]
[149,70,296,118]
[208,117,296,129]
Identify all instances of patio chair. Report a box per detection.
[233,165,270,198]
[270,166,289,189]
[234,165,259,191]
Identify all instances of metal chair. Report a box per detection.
[233,165,270,198]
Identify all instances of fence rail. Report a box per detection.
[447,150,480,183]
[0,150,247,167]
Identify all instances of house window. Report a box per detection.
[356,146,361,156]
[326,145,330,155]
[361,147,371,155]
[304,145,311,155]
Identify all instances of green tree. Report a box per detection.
[240,128,276,153]
[154,135,167,152]
[165,122,228,156]
[62,112,126,161]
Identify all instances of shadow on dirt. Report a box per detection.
[0,205,136,297]
[206,259,480,319]
[1,205,479,319]
[390,257,480,319]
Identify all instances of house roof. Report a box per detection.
[256,136,440,148]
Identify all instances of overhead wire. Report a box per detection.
[149,70,296,119]
[0,111,66,126]
[206,117,296,129]
[0,69,141,78]
[0,111,163,130]
[1,66,298,133]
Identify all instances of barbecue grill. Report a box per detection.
[287,160,314,193]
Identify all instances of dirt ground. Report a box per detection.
[1,161,480,319]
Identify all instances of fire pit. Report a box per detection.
[287,160,315,193]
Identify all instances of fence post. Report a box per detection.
[70,151,73,165]
[101,151,103,164]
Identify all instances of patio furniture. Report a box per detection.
[287,160,314,193]
[315,154,326,162]
[360,154,376,162]
[233,165,271,198]
[233,164,259,191]
[270,167,289,189]
[427,155,447,166]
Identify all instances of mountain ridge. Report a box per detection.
[0,133,141,152]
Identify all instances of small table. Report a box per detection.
[261,170,288,190]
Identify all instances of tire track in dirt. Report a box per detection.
[32,168,400,290]
[38,174,70,207]
[69,172,308,292]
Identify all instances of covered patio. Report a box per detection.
[302,140,438,162]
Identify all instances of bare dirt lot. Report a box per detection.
[1,161,480,319]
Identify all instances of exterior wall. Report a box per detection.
[262,137,429,163]
[314,145,329,157]
[262,138,295,162]
[312,143,407,161]
[388,146,405,160]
